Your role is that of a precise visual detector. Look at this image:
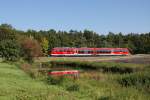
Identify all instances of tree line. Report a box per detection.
[0,24,150,62]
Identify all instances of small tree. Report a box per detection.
[0,40,20,61]
[21,37,42,63]
[41,37,49,56]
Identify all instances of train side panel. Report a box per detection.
[50,47,130,56]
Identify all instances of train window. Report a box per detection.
[88,50,93,53]
[113,49,128,52]
[63,49,71,52]
[64,49,67,52]
[121,50,128,52]
[113,50,121,52]
[67,50,72,52]
[78,50,84,54]
[52,50,58,52]
[96,50,100,53]
[59,49,64,52]
[96,50,111,53]
[78,50,93,54]
[52,50,56,52]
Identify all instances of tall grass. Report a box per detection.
[118,71,150,93]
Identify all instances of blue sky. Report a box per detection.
[0,0,150,34]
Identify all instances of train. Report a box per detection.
[50,47,130,56]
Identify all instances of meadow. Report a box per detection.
[0,57,150,100]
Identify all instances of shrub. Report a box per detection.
[47,76,64,85]
[41,62,51,68]
[118,71,150,93]
[41,37,49,56]
[98,96,110,100]
[20,37,42,63]
[66,84,80,92]
[0,39,20,61]
[118,72,150,87]
[21,63,39,79]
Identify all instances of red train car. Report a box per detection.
[50,47,77,56]
[77,47,95,56]
[95,48,129,56]
[50,47,130,56]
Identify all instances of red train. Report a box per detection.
[50,47,130,56]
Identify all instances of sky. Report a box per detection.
[0,0,150,34]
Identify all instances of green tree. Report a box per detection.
[41,37,49,56]
[0,40,20,61]
[0,24,15,41]
[83,30,96,47]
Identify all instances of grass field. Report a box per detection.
[0,62,77,100]
[0,55,150,100]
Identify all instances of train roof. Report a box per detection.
[52,47,129,50]
[52,47,77,49]
[95,48,128,49]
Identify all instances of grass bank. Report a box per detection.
[0,62,76,100]
[0,61,150,100]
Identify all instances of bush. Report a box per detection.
[21,63,39,79]
[66,84,80,92]
[118,72,150,87]
[41,62,51,68]
[47,76,65,85]
[20,37,42,63]
[0,40,20,61]
[41,37,49,56]
[118,71,150,93]
[98,96,110,100]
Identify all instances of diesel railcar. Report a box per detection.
[50,47,130,56]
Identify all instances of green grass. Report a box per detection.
[0,62,150,100]
[118,71,150,93]
[0,62,76,100]
[0,58,2,62]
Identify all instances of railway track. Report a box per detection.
[35,54,150,64]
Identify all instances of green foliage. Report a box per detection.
[25,29,150,54]
[98,96,110,100]
[0,40,20,61]
[1,23,150,57]
[118,71,150,89]
[0,24,16,41]
[41,37,49,56]
[41,62,51,68]
[47,76,65,85]
[0,24,21,61]
[66,84,80,92]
